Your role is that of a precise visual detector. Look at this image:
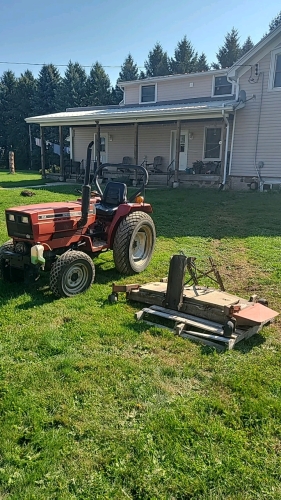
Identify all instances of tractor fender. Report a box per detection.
[108,203,153,249]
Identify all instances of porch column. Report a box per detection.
[174,120,181,185]
[96,121,100,170]
[133,122,139,186]
[59,125,64,180]
[134,122,139,164]
[40,126,46,178]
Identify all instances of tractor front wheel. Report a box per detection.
[0,240,22,282]
[113,212,156,274]
[49,251,95,298]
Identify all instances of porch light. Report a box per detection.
[109,135,113,142]
[189,132,194,140]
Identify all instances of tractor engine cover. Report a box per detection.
[6,201,96,249]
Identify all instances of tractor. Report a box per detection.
[0,141,156,297]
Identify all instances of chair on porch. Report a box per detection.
[122,156,133,165]
[146,156,163,173]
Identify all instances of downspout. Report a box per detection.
[228,110,236,176]
[221,109,230,186]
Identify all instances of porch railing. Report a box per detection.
[167,159,175,185]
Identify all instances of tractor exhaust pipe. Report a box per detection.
[78,141,94,228]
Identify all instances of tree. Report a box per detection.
[0,71,18,167]
[213,28,241,69]
[144,43,170,77]
[118,53,139,81]
[85,62,112,106]
[240,36,254,57]
[170,36,198,74]
[9,70,37,169]
[269,11,281,31]
[33,63,62,116]
[113,53,139,104]
[195,52,209,72]
[58,61,87,110]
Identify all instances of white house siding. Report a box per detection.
[124,73,230,105]
[231,47,281,179]
[73,120,228,171]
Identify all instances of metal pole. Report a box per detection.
[28,124,33,170]
[40,126,46,178]
[59,126,64,180]
[96,121,100,170]
[174,120,181,185]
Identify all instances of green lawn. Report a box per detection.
[0,170,47,188]
[0,180,281,499]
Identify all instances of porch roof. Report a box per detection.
[25,99,241,127]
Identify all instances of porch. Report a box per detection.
[25,98,241,189]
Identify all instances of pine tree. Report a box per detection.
[85,62,112,106]
[33,63,61,116]
[170,36,198,74]
[118,54,139,81]
[240,36,254,57]
[213,28,241,69]
[195,52,209,72]
[58,61,87,110]
[9,70,37,169]
[144,43,170,77]
[113,54,139,104]
[269,11,281,31]
[0,71,18,167]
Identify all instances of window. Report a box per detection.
[140,84,156,103]
[204,128,222,160]
[274,54,281,87]
[213,76,232,96]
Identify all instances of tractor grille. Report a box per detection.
[6,212,33,239]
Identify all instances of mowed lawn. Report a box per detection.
[0,176,281,499]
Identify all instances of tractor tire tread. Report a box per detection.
[113,212,155,275]
[50,250,95,298]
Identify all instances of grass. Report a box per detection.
[0,170,48,188]
[0,176,281,499]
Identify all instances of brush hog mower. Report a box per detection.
[0,142,156,297]
[110,254,279,350]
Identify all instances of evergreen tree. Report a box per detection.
[85,62,112,106]
[0,71,18,167]
[240,36,254,57]
[269,11,281,31]
[195,52,209,72]
[33,63,62,116]
[118,53,139,81]
[170,36,198,74]
[139,70,146,79]
[144,43,170,77]
[58,61,87,110]
[9,70,37,169]
[213,28,241,69]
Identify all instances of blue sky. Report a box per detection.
[1,0,280,85]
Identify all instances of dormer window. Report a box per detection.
[213,76,232,96]
[140,84,156,103]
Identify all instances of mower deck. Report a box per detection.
[112,254,278,350]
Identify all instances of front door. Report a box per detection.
[170,130,188,170]
[94,133,108,164]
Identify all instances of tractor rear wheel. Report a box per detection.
[0,240,22,282]
[49,250,95,298]
[113,212,156,274]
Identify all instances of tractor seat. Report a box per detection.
[95,181,127,216]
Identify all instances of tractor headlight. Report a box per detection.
[21,216,29,224]
[8,214,15,221]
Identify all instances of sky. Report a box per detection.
[1,0,280,85]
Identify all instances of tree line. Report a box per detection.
[0,12,280,170]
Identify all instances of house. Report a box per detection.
[26,24,281,191]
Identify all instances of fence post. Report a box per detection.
[9,151,15,174]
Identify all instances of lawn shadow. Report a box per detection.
[0,275,56,310]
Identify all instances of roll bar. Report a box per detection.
[93,163,149,202]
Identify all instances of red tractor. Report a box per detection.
[0,142,156,297]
